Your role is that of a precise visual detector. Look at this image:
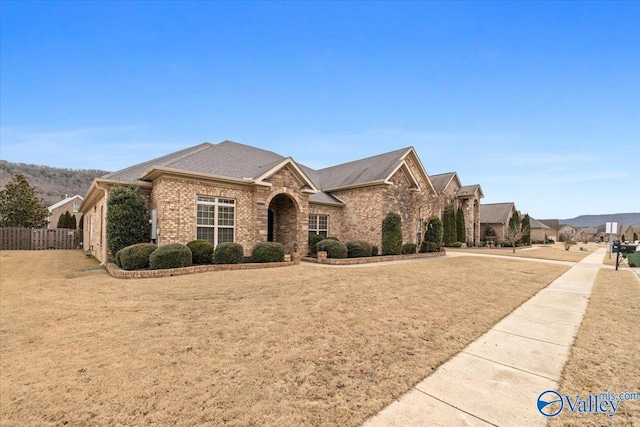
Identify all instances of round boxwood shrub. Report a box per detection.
[308,234,326,255]
[371,245,379,256]
[117,243,157,270]
[345,240,372,258]
[187,239,214,264]
[251,242,285,263]
[317,239,348,259]
[149,244,193,270]
[213,242,244,264]
[402,243,417,254]
[419,241,438,253]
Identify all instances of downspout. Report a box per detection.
[94,181,109,264]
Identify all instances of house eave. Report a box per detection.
[140,167,257,186]
[79,178,152,213]
[323,180,389,192]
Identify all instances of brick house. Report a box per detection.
[428,172,483,246]
[529,217,552,242]
[479,202,516,241]
[48,195,83,229]
[80,141,439,263]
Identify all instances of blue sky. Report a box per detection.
[1,1,638,219]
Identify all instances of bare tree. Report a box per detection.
[560,232,577,251]
[505,211,530,253]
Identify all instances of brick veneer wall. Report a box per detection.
[84,195,107,262]
[150,165,311,256]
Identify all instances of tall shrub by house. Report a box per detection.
[522,214,531,245]
[456,207,466,243]
[442,205,457,246]
[57,211,73,228]
[422,216,443,252]
[106,186,148,257]
[381,212,402,255]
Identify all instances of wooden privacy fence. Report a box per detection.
[0,227,80,250]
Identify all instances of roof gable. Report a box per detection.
[48,195,84,211]
[429,172,458,194]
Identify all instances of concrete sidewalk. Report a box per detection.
[364,248,606,427]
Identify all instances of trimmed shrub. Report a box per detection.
[187,240,214,264]
[117,243,157,270]
[213,242,244,264]
[345,240,372,258]
[114,249,123,267]
[371,245,379,256]
[251,242,285,263]
[424,216,443,251]
[419,241,438,253]
[308,234,326,255]
[317,239,347,259]
[448,241,464,248]
[402,243,417,254]
[382,212,402,255]
[149,244,192,270]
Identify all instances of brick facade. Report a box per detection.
[81,145,446,264]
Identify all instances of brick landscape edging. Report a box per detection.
[106,259,299,279]
[301,250,446,265]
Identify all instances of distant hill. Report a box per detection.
[0,160,109,208]
[560,213,640,228]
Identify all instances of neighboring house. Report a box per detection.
[558,224,578,241]
[620,224,637,242]
[48,195,83,229]
[529,217,551,242]
[538,219,559,242]
[80,141,439,263]
[479,202,516,241]
[575,227,598,243]
[428,172,484,246]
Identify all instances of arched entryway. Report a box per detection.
[267,193,299,253]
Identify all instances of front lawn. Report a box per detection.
[1,250,568,426]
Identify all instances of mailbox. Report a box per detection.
[612,242,620,253]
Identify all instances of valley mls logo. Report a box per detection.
[536,390,638,418]
[537,390,564,417]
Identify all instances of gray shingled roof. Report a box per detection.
[529,217,550,229]
[102,141,418,205]
[480,202,515,224]
[315,147,412,190]
[428,172,456,193]
[458,184,482,197]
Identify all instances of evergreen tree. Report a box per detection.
[0,173,49,228]
[633,232,638,242]
[106,186,148,256]
[57,211,73,228]
[78,214,84,231]
[442,204,457,246]
[70,214,77,230]
[456,207,466,243]
[521,214,531,245]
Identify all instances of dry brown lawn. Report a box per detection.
[448,242,595,262]
[550,269,640,427]
[1,250,569,427]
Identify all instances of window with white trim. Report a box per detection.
[308,214,329,237]
[196,196,235,246]
[73,202,81,213]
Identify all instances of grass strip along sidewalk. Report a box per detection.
[550,268,640,426]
